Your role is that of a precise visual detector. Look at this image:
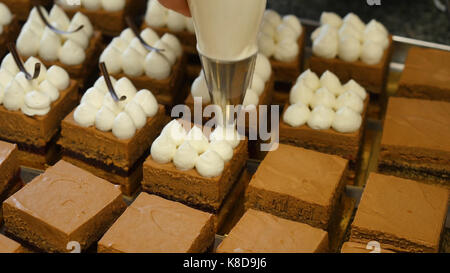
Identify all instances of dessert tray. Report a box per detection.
[5,16,450,253]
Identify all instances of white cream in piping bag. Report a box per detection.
[188,0,266,61]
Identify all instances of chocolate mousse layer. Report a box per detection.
[350,173,448,253]
[2,160,126,253]
[378,97,450,187]
[397,47,450,102]
[216,209,329,253]
[245,144,348,230]
[98,193,215,253]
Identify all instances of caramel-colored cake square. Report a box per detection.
[340,241,395,253]
[142,136,248,213]
[0,80,78,169]
[397,47,450,102]
[245,144,348,230]
[98,193,215,253]
[0,141,19,195]
[310,36,393,94]
[350,173,448,253]
[0,234,26,253]
[2,160,126,253]
[60,0,147,36]
[216,209,329,253]
[0,0,52,21]
[60,105,167,196]
[378,97,450,187]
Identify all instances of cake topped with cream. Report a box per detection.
[16,5,94,66]
[145,0,194,33]
[191,53,272,107]
[312,12,389,65]
[57,0,127,12]
[0,3,13,35]
[100,27,182,80]
[0,54,70,116]
[257,9,303,62]
[151,120,243,178]
[283,69,367,133]
[73,75,159,140]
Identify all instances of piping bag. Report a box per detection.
[187,0,266,126]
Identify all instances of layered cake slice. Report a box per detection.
[98,193,215,253]
[216,209,329,253]
[378,97,450,187]
[2,160,127,253]
[100,27,187,107]
[59,75,167,196]
[143,120,248,231]
[16,5,103,86]
[142,0,198,79]
[57,0,147,36]
[309,12,393,94]
[280,69,369,183]
[397,47,450,102]
[258,10,305,101]
[0,141,22,222]
[0,54,78,169]
[245,144,348,230]
[0,234,28,253]
[0,4,20,57]
[350,173,448,253]
[0,0,52,21]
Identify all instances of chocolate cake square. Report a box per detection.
[216,209,329,253]
[0,76,79,169]
[340,241,395,253]
[310,36,393,94]
[0,141,20,196]
[397,47,450,102]
[378,97,450,187]
[245,144,348,230]
[350,172,448,253]
[60,105,167,196]
[58,0,147,36]
[98,193,215,253]
[2,160,126,253]
[0,234,27,253]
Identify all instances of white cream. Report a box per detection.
[320,70,344,96]
[310,87,336,109]
[191,73,211,103]
[0,3,12,26]
[343,79,367,100]
[186,126,209,154]
[332,107,362,133]
[195,150,224,178]
[101,0,126,12]
[335,90,364,113]
[312,27,338,59]
[283,103,310,127]
[242,88,259,107]
[254,53,272,82]
[161,120,187,147]
[209,140,233,162]
[296,69,320,91]
[209,125,241,148]
[289,80,314,105]
[361,41,384,65]
[307,105,335,130]
[173,141,198,171]
[338,36,361,62]
[112,112,136,139]
[188,0,266,61]
[274,39,298,62]
[151,135,177,164]
[145,0,169,28]
[320,12,342,28]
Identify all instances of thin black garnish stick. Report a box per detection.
[125,17,164,53]
[7,43,41,80]
[99,62,126,102]
[35,5,84,35]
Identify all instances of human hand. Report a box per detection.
[158,0,191,17]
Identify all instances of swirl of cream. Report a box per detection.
[39,80,59,102]
[186,126,209,154]
[49,5,70,31]
[343,13,366,33]
[251,73,265,96]
[81,87,105,109]
[210,126,241,148]
[14,72,34,93]
[161,120,187,147]
[3,80,25,111]
[320,12,342,28]
[145,50,171,80]
[59,40,86,66]
[311,87,336,109]
[312,28,338,59]
[124,101,147,130]
[95,106,116,132]
[296,69,320,91]
[290,80,314,105]
[167,10,186,32]
[339,22,363,42]
[320,70,344,96]
[94,76,117,94]
[74,103,97,127]
[274,39,299,62]
[112,112,136,139]
[335,90,364,113]
[173,141,198,171]
[151,134,176,164]
[114,77,137,103]
[209,140,233,162]
[82,0,101,10]
[275,23,297,43]
[153,40,177,65]
[0,69,14,90]
[1,54,19,75]
[191,74,210,103]
[186,17,195,33]
[161,33,183,58]
[22,90,51,116]
[365,19,388,37]
[332,107,362,133]
[39,27,61,62]
[257,32,276,58]
[145,0,168,28]
[140,28,160,47]
[132,89,158,117]
[120,28,135,43]
[361,41,384,65]
[254,53,272,82]
[307,105,335,130]
[263,10,281,27]
[47,65,70,91]
[343,79,367,100]
[66,21,90,49]
[121,46,145,77]
[17,24,41,57]
[195,150,224,178]
[0,3,12,26]
[283,15,302,37]
[129,38,148,57]
[242,88,259,107]
[283,103,310,127]
[338,36,361,62]
[100,45,123,74]
[102,93,123,115]
[101,0,126,12]
[24,57,47,83]
[259,20,275,39]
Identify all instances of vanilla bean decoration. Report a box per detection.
[99,62,126,102]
